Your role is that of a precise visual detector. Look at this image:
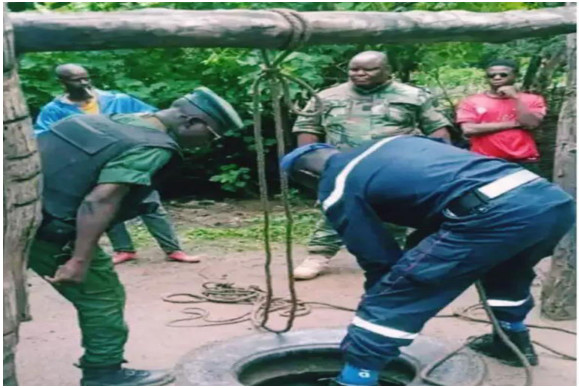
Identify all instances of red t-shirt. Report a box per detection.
[456,93,546,161]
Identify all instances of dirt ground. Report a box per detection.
[16,200,577,386]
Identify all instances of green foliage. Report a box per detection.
[184,209,320,247]
[209,164,252,194]
[14,1,566,197]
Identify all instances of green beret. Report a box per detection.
[183,87,243,134]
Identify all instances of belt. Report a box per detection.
[446,169,540,217]
[35,216,76,244]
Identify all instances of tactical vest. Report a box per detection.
[38,114,180,227]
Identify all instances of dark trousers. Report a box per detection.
[342,179,575,370]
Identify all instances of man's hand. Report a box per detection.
[497,86,518,99]
[45,257,90,285]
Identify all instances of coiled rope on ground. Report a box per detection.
[162,282,354,328]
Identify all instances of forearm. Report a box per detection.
[461,121,519,137]
[324,200,403,290]
[428,127,451,142]
[515,99,542,129]
[72,184,129,261]
[297,132,322,146]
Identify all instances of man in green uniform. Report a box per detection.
[31,87,242,385]
[292,51,451,280]
[35,63,201,264]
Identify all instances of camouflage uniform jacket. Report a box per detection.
[292,81,450,149]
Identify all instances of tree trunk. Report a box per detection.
[10,7,576,53]
[3,5,42,385]
[521,55,542,92]
[541,32,576,320]
[531,46,567,95]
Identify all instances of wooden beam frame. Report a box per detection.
[11,6,576,53]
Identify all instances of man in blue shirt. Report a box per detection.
[281,136,574,386]
[34,64,156,134]
[35,64,201,264]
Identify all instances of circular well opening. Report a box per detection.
[236,345,416,386]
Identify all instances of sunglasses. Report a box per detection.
[486,72,511,79]
[206,125,222,141]
[187,117,222,141]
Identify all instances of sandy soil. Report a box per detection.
[15,201,576,386]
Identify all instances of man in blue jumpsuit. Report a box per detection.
[281,136,574,386]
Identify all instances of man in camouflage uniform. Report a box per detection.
[292,51,451,280]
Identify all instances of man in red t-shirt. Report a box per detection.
[456,59,546,172]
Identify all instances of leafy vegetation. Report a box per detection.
[11,2,567,197]
[184,209,320,247]
[118,208,321,250]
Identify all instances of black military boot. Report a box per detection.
[468,330,538,367]
[81,365,175,386]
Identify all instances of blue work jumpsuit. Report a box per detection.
[319,136,575,370]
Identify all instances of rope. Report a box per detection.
[441,303,577,336]
[422,282,534,386]
[419,337,486,386]
[162,282,263,304]
[270,9,312,53]
[532,340,576,361]
[475,282,533,386]
[162,282,355,329]
[250,9,323,333]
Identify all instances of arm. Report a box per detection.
[497,86,545,130]
[46,183,130,284]
[417,93,452,142]
[461,121,520,137]
[324,195,403,291]
[428,126,451,142]
[293,97,325,145]
[514,93,545,130]
[297,133,321,146]
[515,99,542,129]
[73,183,130,262]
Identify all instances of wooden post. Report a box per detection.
[3,5,42,385]
[541,31,577,320]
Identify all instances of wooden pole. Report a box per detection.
[3,5,42,385]
[10,6,576,53]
